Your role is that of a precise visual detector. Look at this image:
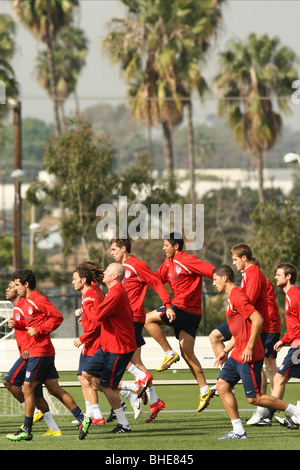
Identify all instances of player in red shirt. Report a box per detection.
[212,264,300,439]
[145,232,216,412]
[110,238,174,422]
[3,280,61,436]
[260,263,300,429]
[72,264,105,426]
[80,263,137,434]
[6,269,88,442]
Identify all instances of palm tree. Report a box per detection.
[35,24,89,125]
[13,0,79,135]
[214,33,298,201]
[0,13,19,121]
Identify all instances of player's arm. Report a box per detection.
[241,310,263,363]
[214,336,235,367]
[27,297,63,337]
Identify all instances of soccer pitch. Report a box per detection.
[0,370,299,452]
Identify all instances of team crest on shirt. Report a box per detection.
[26,371,31,378]
[15,313,20,321]
[28,306,33,315]
[175,265,181,274]
[125,270,131,278]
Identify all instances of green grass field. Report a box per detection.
[0,369,299,452]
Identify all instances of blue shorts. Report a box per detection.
[134,321,146,348]
[83,347,134,389]
[264,332,280,359]
[157,304,201,339]
[24,356,59,384]
[277,348,300,379]
[4,357,44,398]
[218,356,263,398]
[77,352,92,376]
[216,322,232,342]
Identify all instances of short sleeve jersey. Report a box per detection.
[281,285,300,348]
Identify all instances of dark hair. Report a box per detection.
[212,265,235,283]
[163,232,184,251]
[83,260,104,286]
[110,238,131,253]
[74,265,93,285]
[12,269,36,290]
[230,243,253,260]
[277,262,297,285]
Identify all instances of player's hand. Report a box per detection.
[8,317,16,328]
[74,338,82,348]
[26,327,36,337]
[214,352,228,368]
[241,347,253,363]
[274,340,283,352]
[166,308,176,323]
[22,350,29,360]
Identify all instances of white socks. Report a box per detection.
[231,418,245,435]
[115,407,130,429]
[43,411,60,431]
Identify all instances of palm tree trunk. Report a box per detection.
[256,150,264,202]
[162,121,174,176]
[187,100,196,231]
[46,36,61,136]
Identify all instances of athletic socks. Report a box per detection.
[43,411,60,431]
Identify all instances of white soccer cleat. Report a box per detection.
[132,396,143,420]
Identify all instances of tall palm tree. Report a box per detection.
[214,33,298,201]
[13,0,79,135]
[35,24,88,125]
[0,13,19,121]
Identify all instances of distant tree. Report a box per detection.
[0,233,13,267]
[0,13,19,122]
[35,23,89,123]
[214,33,298,201]
[13,0,79,135]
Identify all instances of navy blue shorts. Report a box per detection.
[4,357,44,398]
[277,348,300,379]
[157,304,201,339]
[216,322,232,342]
[264,332,280,359]
[77,352,92,376]
[24,356,59,384]
[83,347,134,389]
[134,321,146,348]
[218,356,263,398]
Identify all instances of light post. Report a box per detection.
[8,98,23,269]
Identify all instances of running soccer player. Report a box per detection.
[212,264,300,440]
[6,269,88,442]
[72,264,105,426]
[259,263,300,429]
[110,238,175,422]
[145,232,215,412]
[4,280,61,436]
[80,263,137,434]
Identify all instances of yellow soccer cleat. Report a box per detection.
[197,389,213,412]
[42,429,62,436]
[156,352,180,372]
[33,410,44,424]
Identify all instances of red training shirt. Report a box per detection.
[13,298,30,355]
[155,251,215,315]
[281,285,300,348]
[79,283,105,356]
[227,287,264,363]
[122,255,172,323]
[266,278,281,334]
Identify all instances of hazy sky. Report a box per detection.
[1,0,300,127]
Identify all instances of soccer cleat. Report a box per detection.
[197,389,213,412]
[142,392,148,406]
[33,410,44,424]
[91,417,105,425]
[157,353,180,371]
[109,423,131,434]
[42,429,62,436]
[275,415,299,430]
[257,417,272,426]
[107,401,127,423]
[217,430,247,440]
[6,429,33,441]
[246,410,268,425]
[78,415,92,440]
[135,371,153,398]
[132,396,143,420]
[146,399,165,423]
